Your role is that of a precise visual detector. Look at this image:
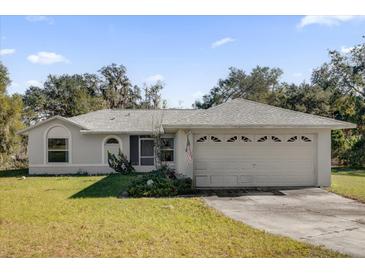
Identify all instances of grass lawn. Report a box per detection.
[0,169,343,258]
[330,168,365,203]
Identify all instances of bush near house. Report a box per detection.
[126,166,194,197]
[107,150,135,175]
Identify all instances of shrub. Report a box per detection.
[174,177,194,195]
[341,136,365,168]
[148,165,177,179]
[126,166,193,197]
[107,149,135,175]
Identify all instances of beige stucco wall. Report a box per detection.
[316,129,331,187]
[27,119,332,187]
[174,130,194,178]
[28,119,129,174]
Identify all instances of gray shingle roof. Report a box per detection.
[19,98,356,135]
[162,99,355,129]
[67,109,201,133]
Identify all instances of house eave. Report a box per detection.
[162,123,356,130]
[80,129,165,135]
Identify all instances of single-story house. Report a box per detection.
[18,98,356,188]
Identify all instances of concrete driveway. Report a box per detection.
[204,188,365,257]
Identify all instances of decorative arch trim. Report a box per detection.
[43,124,72,165]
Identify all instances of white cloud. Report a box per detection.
[297,16,364,28]
[0,48,16,56]
[26,80,43,88]
[25,16,54,24]
[211,37,235,48]
[145,74,164,83]
[27,51,70,65]
[340,46,353,54]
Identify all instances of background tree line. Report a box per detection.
[0,63,24,169]
[23,64,165,125]
[0,39,364,169]
[195,38,365,167]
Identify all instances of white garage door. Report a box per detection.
[194,134,316,187]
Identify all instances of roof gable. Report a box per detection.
[17,116,87,135]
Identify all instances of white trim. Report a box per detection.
[43,124,72,165]
[81,130,155,135]
[139,137,155,166]
[101,135,123,164]
[160,136,175,163]
[30,164,109,167]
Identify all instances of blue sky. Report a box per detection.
[1,15,364,107]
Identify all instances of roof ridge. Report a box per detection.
[67,108,199,120]
[95,108,197,111]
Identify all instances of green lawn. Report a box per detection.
[330,168,365,203]
[0,170,342,257]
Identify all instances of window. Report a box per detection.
[301,136,312,142]
[106,138,118,144]
[48,138,69,163]
[160,138,174,162]
[257,136,268,143]
[210,136,222,142]
[241,136,252,142]
[227,136,238,143]
[140,138,154,166]
[196,136,208,143]
[287,136,298,143]
[271,136,282,142]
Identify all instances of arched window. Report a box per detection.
[227,136,238,143]
[106,138,119,144]
[196,136,208,143]
[241,136,252,143]
[301,136,312,142]
[271,136,282,143]
[210,136,222,142]
[46,125,71,163]
[287,136,298,143]
[256,136,268,143]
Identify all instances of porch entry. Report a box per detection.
[104,137,121,163]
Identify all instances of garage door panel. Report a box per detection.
[195,176,210,186]
[211,175,237,186]
[194,134,316,187]
[254,175,314,185]
[238,175,254,184]
[196,160,313,172]
[195,147,313,159]
[195,161,208,170]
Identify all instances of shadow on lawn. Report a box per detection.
[0,169,28,177]
[332,167,365,177]
[69,174,132,199]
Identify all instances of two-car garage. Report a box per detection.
[193,133,316,188]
